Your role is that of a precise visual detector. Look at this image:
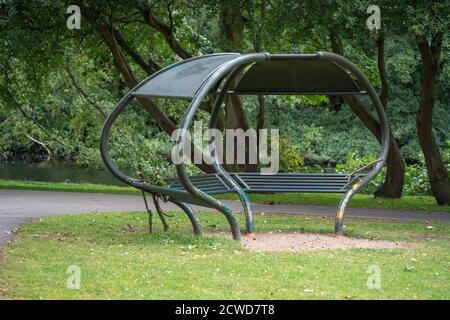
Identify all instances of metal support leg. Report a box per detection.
[335,201,348,237]
[192,193,241,241]
[219,205,241,241]
[207,65,256,236]
[335,182,362,237]
[238,191,254,235]
[171,200,202,236]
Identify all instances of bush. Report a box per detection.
[335,152,383,194]
[335,143,450,196]
[403,155,432,196]
[403,141,450,196]
[278,135,305,173]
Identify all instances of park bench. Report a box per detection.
[100,52,390,241]
[165,173,366,195]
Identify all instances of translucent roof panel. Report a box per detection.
[233,58,363,95]
[132,53,241,99]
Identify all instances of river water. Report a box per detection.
[0,161,124,186]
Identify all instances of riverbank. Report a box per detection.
[1,179,449,213]
[0,179,136,195]
[0,160,123,186]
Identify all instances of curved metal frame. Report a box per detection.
[100,51,390,240]
[99,93,204,236]
[203,52,389,237]
[171,200,202,236]
[174,53,268,240]
[319,53,389,236]
[208,64,256,235]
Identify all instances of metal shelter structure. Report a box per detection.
[100,52,390,241]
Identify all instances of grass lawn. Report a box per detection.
[1,179,449,213]
[0,211,449,299]
[0,179,138,195]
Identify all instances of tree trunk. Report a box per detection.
[220,2,246,52]
[416,35,450,205]
[224,92,256,172]
[141,9,192,60]
[256,96,265,135]
[330,33,405,198]
[253,1,266,161]
[373,33,405,198]
[374,136,405,198]
[219,2,255,172]
[346,96,405,197]
[219,3,249,133]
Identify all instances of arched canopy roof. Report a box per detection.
[130,53,366,100]
[233,56,362,95]
[132,53,240,99]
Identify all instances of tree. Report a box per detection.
[404,2,450,204]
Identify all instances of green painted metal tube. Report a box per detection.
[209,64,256,234]
[317,52,390,236]
[174,54,269,240]
[170,200,202,236]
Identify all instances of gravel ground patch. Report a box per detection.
[239,232,408,252]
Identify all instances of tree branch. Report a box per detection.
[2,89,65,147]
[112,27,161,75]
[141,8,192,59]
[26,134,52,161]
[63,63,108,118]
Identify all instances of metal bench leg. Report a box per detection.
[335,197,349,237]
[335,181,362,237]
[170,196,240,241]
[171,200,202,236]
[209,198,241,241]
[238,192,255,236]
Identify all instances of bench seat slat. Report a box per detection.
[165,172,364,195]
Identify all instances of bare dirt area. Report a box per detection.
[238,232,409,252]
[121,226,409,252]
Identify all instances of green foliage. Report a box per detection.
[0,0,449,199]
[403,141,450,196]
[404,157,432,197]
[264,101,381,164]
[336,145,450,196]
[402,2,450,38]
[278,135,305,173]
[336,152,383,194]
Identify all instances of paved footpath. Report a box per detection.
[1,189,449,248]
